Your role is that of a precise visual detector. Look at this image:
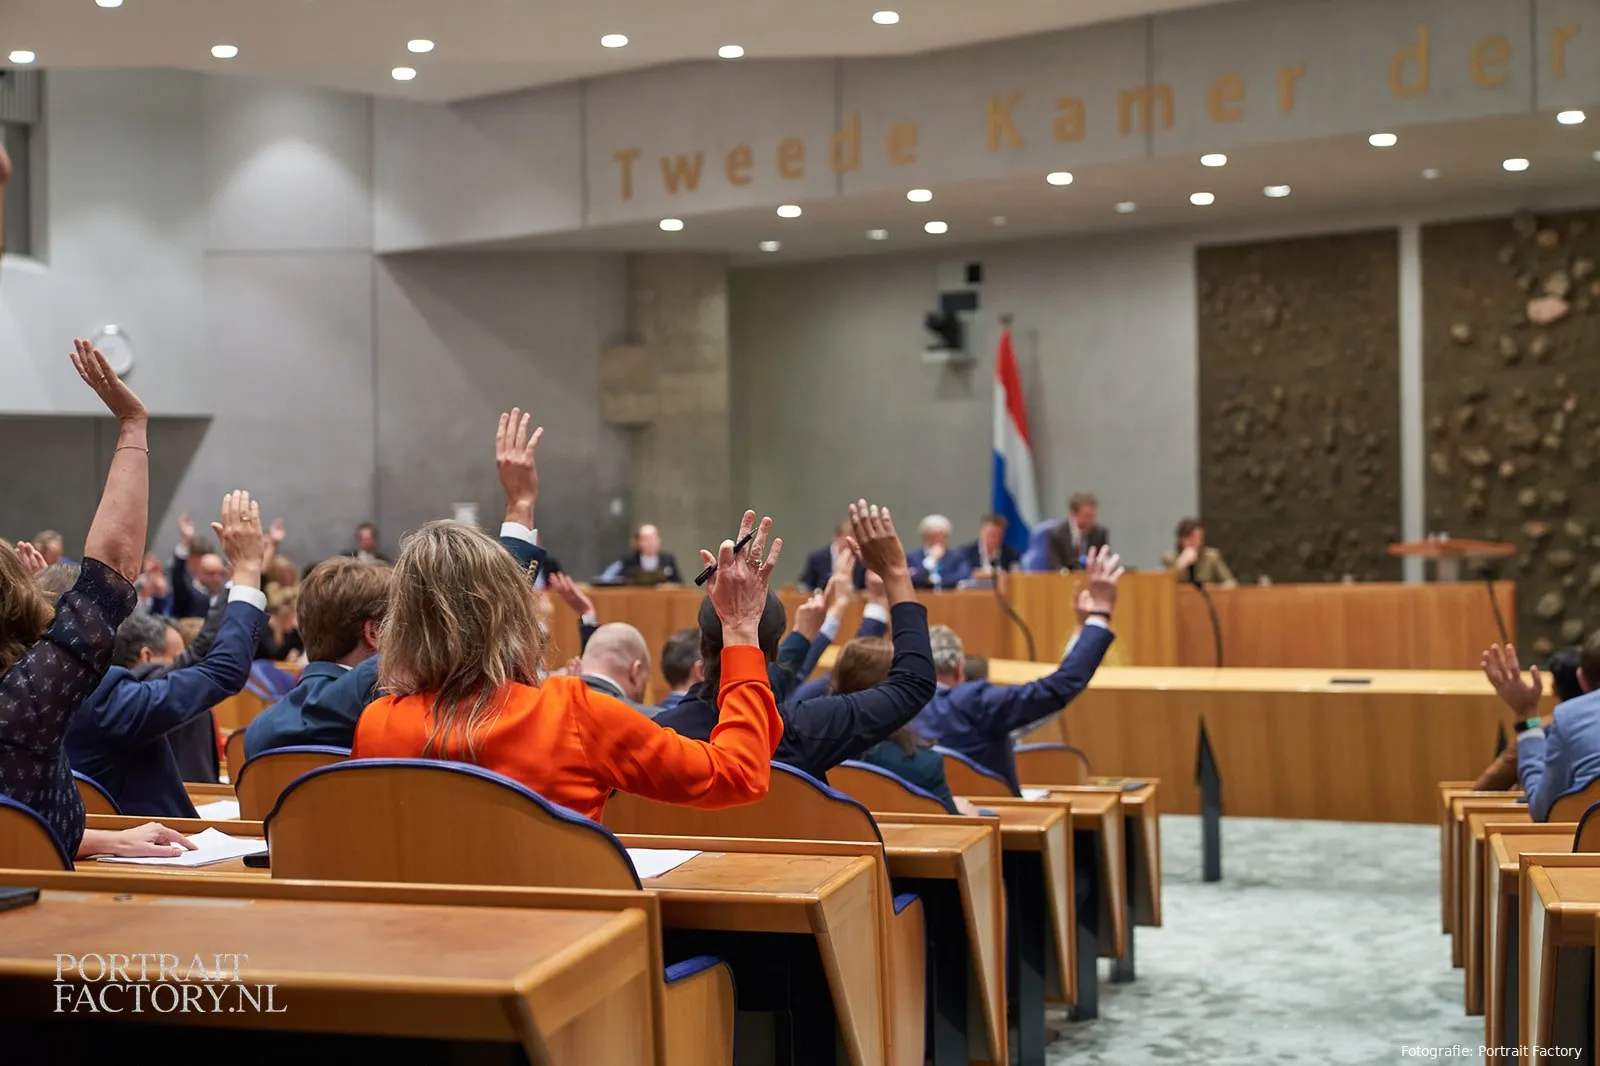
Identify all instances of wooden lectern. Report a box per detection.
[1388,538,1516,583]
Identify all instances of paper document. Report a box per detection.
[1020,787,1052,800]
[193,799,241,821]
[96,828,266,867]
[626,848,701,880]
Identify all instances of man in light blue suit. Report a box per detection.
[1484,634,1600,822]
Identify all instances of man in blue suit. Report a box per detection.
[909,545,1122,792]
[1483,634,1600,821]
[907,514,971,590]
[67,491,269,818]
[953,513,1022,578]
[245,408,550,757]
[797,521,865,592]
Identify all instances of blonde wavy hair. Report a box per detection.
[0,540,55,674]
[377,520,547,761]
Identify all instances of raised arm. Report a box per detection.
[73,339,148,582]
[579,511,784,808]
[495,408,550,580]
[549,573,599,649]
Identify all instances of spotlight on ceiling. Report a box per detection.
[872,11,900,25]
[600,34,629,48]
[1502,157,1530,172]
[924,220,949,235]
[866,228,889,241]
[1189,191,1215,206]
[906,188,932,203]
[759,240,780,252]
[391,67,417,82]
[1368,132,1398,147]
[1557,109,1586,126]
[1046,171,1073,186]
[718,44,745,59]
[659,218,684,232]
[407,39,435,54]
[1200,153,1228,167]
[1114,201,1138,213]
[210,44,239,59]
[1263,184,1291,198]
[775,204,802,218]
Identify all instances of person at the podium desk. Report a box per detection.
[1163,517,1237,589]
[907,515,968,590]
[600,523,682,585]
[954,513,1020,582]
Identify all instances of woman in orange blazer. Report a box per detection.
[353,511,785,821]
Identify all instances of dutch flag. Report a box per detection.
[991,326,1039,555]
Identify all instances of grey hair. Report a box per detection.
[35,564,81,600]
[918,514,953,538]
[929,624,965,677]
[114,611,173,668]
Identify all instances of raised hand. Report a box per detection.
[177,511,196,551]
[1482,643,1542,722]
[548,572,596,618]
[14,540,46,575]
[210,490,264,588]
[864,569,887,608]
[0,142,11,186]
[70,338,146,425]
[268,517,287,545]
[823,572,853,619]
[699,510,782,645]
[843,499,907,578]
[1080,545,1124,617]
[496,408,544,527]
[794,591,827,641]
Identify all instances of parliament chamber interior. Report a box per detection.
[2,0,1600,1062]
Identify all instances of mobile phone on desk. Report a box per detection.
[242,852,270,869]
[0,887,40,912]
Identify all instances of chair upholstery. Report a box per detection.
[831,761,951,815]
[234,745,350,820]
[0,795,74,870]
[223,729,248,784]
[72,771,122,816]
[264,758,641,889]
[1013,742,1092,787]
[935,746,1020,798]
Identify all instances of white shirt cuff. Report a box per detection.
[228,585,268,611]
[863,603,890,624]
[820,615,842,640]
[1084,615,1110,630]
[581,612,598,627]
[174,542,190,560]
[500,521,537,546]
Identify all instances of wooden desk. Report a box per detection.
[1467,810,1534,1015]
[1440,782,1483,933]
[1519,856,1600,1063]
[984,805,1072,1063]
[0,885,655,1065]
[1486,827,1575,1064]
[1454,797,1531,969]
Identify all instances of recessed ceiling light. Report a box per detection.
[1114,201,1138,214]
[1421,167,1441,180]
[601,34,629,48]
[96,0,123,7]
[1557,109,1586,126]
[759,240,780,252]
[211,44,239,59]
[7,50,35,65]
[775,204,802,218]
[718,44,744,59]
[659,218,684,232]
[872,11,900,25]
[991,216,1007,226]
[407,39,435,54]
[1046,171,1073,186]
[924,221,948,235]
[1200,153,1228,167]
[391,67,417,81]
[906,188,932,203]
[1189,191,1215,206]
[1368,132,1398,147]
[866,229,888,241]
[1263,184,1291,198]
[1502,157,1530,172]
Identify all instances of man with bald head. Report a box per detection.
[579,622,657,717]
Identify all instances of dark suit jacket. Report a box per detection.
[580,674,659,719]
[143,591,232,783]
[797,546,867,592]
[954,542,1021,575]
[615,551,682,584]
[1045,522,1110,570]
[168,554,214,619]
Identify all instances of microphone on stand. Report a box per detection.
[1189,563,1225,668]
[992,564,1037,662]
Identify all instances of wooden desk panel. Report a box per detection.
[1453,797,1530,968]
[1520,857,1600,1063]
[987,806,1075,1007]
[1467,811,1534,1015]
[1486,828,1574,1064]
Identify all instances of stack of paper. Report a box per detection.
[193,798,241,820]
[96,828,266,867]
[1021,787,1053,800]
[625,848,701,880]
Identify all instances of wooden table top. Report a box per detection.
[1470,810,1533,839]
[1492,833,1574,877]
[876,822,993,857]
[644,850,869,897]
[986,661,1535,696]
[1531,865,1600,906]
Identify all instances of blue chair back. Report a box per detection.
[603,763,884,844]
[234,745,350,820]
[935,746,1020,797]
[833,760,952,815]
[1573,800,1600,852]
[0,794,74,870]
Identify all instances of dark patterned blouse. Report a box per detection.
[0,557,136,858]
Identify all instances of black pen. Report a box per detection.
[695,529,757,586]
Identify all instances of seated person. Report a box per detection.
[32,530,73,568]
[963,654,989,681]
[346,522,391,564]
[246,408,549,758]
[170,510,229,619]
[797,521,865,592]
[66,492,269,818]
[578,623,656,717]
[1472,640,1587,787]
[954,513,1021,578]
[909,546,1121,792]
[0,338,196,860]
[256,584,303,662]
[907,514,969,589]
[658,628,703,712]
[600,523,682,584]
[354,511,784,820]
[1163,516,1237,588]
[652,500,934,783]
[1046,492,1109,571]
[1482,634,1600,820]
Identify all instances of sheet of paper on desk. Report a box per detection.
[193,799,241,820]
[626,848,701,880]
[96,828,266,867]
[1021,787,1052,800]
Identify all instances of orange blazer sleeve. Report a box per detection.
[574,645,782,809]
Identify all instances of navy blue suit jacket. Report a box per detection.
[66,599,266,818]
[953,542,1021,575]
[909,624,1116,793]
[907,548,971,590]
[167,554,214,619]
[797,546,866,592]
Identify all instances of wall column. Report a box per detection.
[1398,220,1425,583]
[602,253,732,568]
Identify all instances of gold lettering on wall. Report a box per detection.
[1469,35,1510,87]
[987,91,1023,151]
[1390,25,1431,98]
[886,120,919,165]
[1552,24,1580,78]
[725,144,753,186]
[777,137,805,179]
[1053,97,1085,142]
[1278,64,1306,112]
[1118,84,1174,134]
[660,152,704,193]
[832,112,861,173]
[1208,73,1245,122]
[613,147,640,200]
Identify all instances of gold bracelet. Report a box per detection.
[114,445,149,454]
